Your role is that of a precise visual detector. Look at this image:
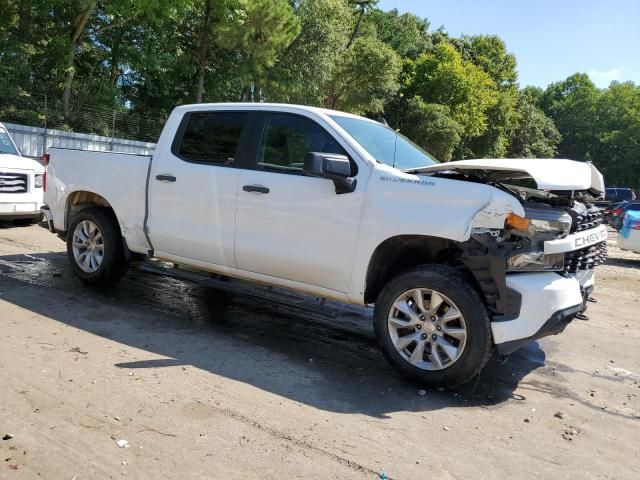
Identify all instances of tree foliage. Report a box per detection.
[0,0,638,189]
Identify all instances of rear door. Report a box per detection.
[147,110,251,267]
[234,111,366,293]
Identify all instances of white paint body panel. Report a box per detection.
[544,225,608,254]
[0,126,45,217]
[491,273,584,344]
[42,103,606,350]
[146,152,239,267]
[414,158,604,193]
[44,149,152,253]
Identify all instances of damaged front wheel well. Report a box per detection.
[364,235,487,306]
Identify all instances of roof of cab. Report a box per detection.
[172,102,375,122]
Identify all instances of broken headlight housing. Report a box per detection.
[507,251,565,272]
[506,207,572,239]
[505,205,572,272]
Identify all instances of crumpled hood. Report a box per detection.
[413,158,605,195]
[0,153,44,174]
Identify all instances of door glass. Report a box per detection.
[176,112,247,165]
[258,114,346,173]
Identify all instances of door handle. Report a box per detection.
[242,184,269,194]
[156,174,177,182]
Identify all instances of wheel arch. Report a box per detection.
[64,190,114,231]
[363,234,488,307]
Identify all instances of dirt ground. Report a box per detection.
[0,223,639,480]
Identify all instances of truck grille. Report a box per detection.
[570,205,603,232]
[564,241,607,273]
[0,172,28,194]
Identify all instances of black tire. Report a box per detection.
[66,207,129,285]
[374,264,492,387]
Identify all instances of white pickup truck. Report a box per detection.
[0,123,44,222]
[41,103,608,386]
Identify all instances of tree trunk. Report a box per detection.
[345,5,366,50]
[62,0,97,118]
[17,0,32,85]
[240,85,250,101]
[195,0,212,103]
[110,33,122,86]
[18,1,31,42]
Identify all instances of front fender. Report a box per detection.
[346,165,523,303]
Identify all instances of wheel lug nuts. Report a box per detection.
[419,315,425,321]
[416,324,422,330]
[432,334,437,340]
[430,316,437,322]
[421,333,427,340]
[436,325,442,331]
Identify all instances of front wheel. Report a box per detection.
[374,265,492,387]
[66,207,129,285]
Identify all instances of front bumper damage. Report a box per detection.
[492,270,594,355]
[461,222,605,356]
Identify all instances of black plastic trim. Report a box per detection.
[497,303,583,355]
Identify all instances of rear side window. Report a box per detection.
[176,112,247,165]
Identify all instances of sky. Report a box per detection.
[377,0,640,88]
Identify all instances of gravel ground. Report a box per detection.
[0,223,639,479]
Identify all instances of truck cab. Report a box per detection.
[0,123,44,223]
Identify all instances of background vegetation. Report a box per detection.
[0,0,638,188]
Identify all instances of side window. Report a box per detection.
[176,112,247,165]
[258,114,347,173]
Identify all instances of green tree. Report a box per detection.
[267,0,352,105]
[345,0,378,49]
[323,35,401,113]
[217,0,300,100]
[386,96,462,161]
[541,73,600,160]
[365,7,431,59]
[592,81,640,188]
[507,89,561,158]
[405,42,499,144]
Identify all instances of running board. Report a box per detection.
[134,260,369,325]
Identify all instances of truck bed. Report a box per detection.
[44,148,152,254]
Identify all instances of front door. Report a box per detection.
[235,112,366,293]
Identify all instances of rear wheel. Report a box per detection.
[66,207,129,285]
[374,264,492,386]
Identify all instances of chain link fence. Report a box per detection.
[0,86,164,145]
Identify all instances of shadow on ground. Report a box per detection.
[604,256,640,269]
[0,250,548,418]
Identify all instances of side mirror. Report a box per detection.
[303,152,357,194]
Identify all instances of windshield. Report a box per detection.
[330,115,438,170]
[0,126,19,156]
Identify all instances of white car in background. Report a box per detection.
[618,211,640,254]
[0,123,44,223]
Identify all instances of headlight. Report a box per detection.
[34,174,44,188]
[507,251,565,272]
[506,208,572,238]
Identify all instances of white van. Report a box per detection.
[0,123,44,223]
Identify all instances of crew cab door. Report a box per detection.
[235,112,366,293]
[147,111,251,266]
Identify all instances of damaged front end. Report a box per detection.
[452,181,608,355]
